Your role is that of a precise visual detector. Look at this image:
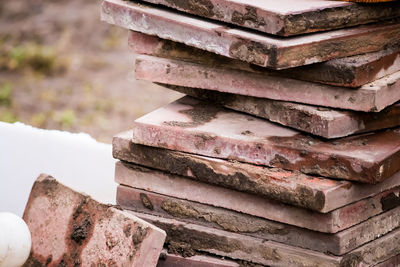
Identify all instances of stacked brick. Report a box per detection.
[102,0,400,266]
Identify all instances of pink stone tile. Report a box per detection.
[114,161,400,233]
[117,185,400,256]
[23,174,166,267]
[101,0,400,69]
[129,30,400,88]
[113,130,400,213]
[138,0,400,36]
[135,54,400,112]
[157,250,240,267]
[132,96,400,183]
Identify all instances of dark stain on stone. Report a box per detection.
[381,192,400,211]
[269,154,290,167]
[132,225,148,249]
[165,0,214,17]
[140,193,154,210]
[229,40,271,66]
[340,251,362,267]
[123,224,132,238]
[231,6,266,29]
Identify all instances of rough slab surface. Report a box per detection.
[117,185,400,256]
[135,55,400,112]
[101,0,400,69]
[129,30,400,87]
[23,174,166,267]
[113,131,400,213]
[139,0,400,36]
[165,85,400,139]
[132,96,400,183]
[115,161,400,233]
[374,254,400,267]
[133,211,400,267]
[157,250,240,267]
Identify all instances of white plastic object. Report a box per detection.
[0,212,31,267]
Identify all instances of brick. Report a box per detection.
[138,0,400,36]
[114,161,400,233]
[132,96,400,183]
[23,174,166,267]
[101,0,400,69]
[157,250,240,267]
[133,212,400,267]
[166,85,400,139]
[113,130,400,213]
[135,55,400,112]
[129,31,400,88]
[117,185,400,256]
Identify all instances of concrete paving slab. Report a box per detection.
[132,96,400,183]
[129,31,400,88]
[117,186,400,256]
[165,85,400,139]
[138,0,400,36]
[115,161,400,233]
[135,55,400,112]
[23,174,166,267]
[133,211,400,267]
[101,0,400,69]
[113,130,400,212]
[157,250,240,267]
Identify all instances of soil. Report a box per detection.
[0,0,183,143]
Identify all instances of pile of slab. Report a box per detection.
[101,0,400,266]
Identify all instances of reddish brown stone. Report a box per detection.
[117,185,400,256]
[113,130,400,213]
[157,250,240,267]
[23,174,166,267]
[138,0,400,36]
[135,55,400,112]
[133,211,400,267]
[165,85,400,139]
[115,161,400,233]
[374,254,400,267]
[132,96,400,183]
[129,31,400,88]
[101,0,400,69]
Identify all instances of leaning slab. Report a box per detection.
[157,250,240,267]
[129,31,400,88]
[134,212,400,267]
[117,185,400,256]
[101,0,400,69]
[132,96,400,183]
[139,0,400,36]
[115,161,400,233]
[23,174,166,267]
[165,85,400,139]
[113,130,400,213]
[135,55,400,112]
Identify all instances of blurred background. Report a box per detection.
[0,0,183,143]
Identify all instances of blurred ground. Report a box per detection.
[0,0,183,142]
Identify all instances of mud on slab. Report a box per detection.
[138,0,400,36]
[101,0,400,69]
[129,31,400,88]
[131,211,400,267]
[22,174,166,267]
[114,161,400,233]
[131,96,400,184]
[117,185,400,256]
[113,130,400,213]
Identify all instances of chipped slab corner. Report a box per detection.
[23,174,166,267]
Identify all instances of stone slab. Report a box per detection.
[374,254,400,267]
[23,174,166,267]
[164,85,400,139]
[115,161,400,233]
[134,211,400,267]
[117,185,400,256]
[132,96,400,183]
[129,30,400,88]
[157,250,240,267]
[113,130,400,213]
[135,55,400,112]
[139,0,400,36]
[101,0,400,69]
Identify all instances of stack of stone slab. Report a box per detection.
[101,0,400,266]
